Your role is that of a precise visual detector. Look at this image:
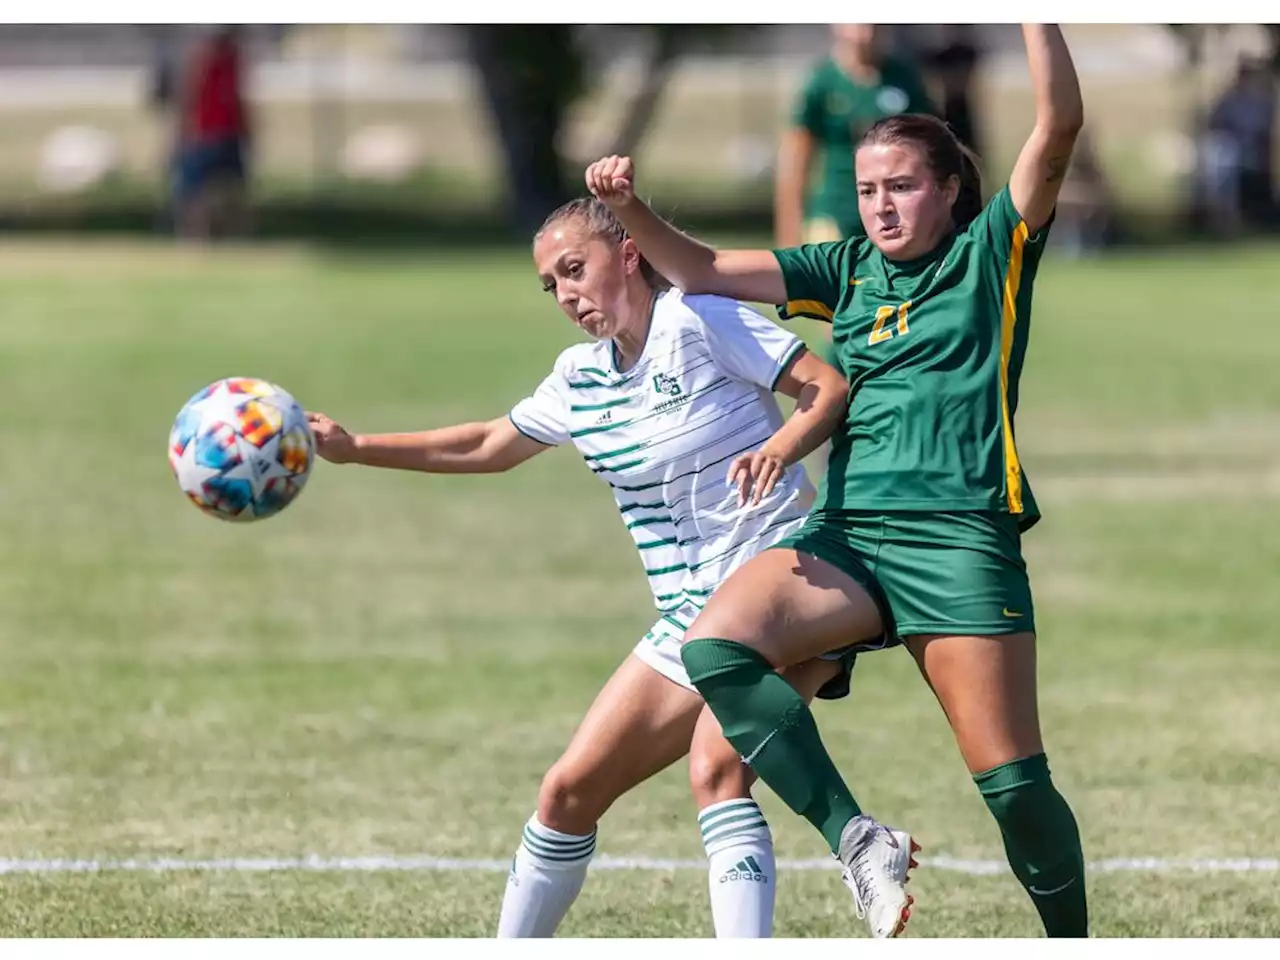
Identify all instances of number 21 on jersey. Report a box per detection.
[868,301,911,346]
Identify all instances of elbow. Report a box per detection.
[1055,109,1085,140]
[813,370,851,417]
[1043,99,1084,140]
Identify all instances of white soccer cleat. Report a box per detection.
[837,816,921,938]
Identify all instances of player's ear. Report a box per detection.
[941,174,960,210]
[619,237,642,277]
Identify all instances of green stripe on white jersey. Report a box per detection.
[509,289,815,610]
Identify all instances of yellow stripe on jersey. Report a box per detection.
[782,298,835,322]
[999,221,1030,515]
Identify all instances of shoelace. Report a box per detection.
[841,858,876,920]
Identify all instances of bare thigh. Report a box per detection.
[684,548,883,668]
[537,653,704,834]
[905,632,1044,774]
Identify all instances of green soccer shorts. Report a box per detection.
[774,509,1036,640]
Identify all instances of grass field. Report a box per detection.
[1,236,1279,937]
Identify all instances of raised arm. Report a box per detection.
[307,412,549,475]
[586,155,788,307]
[1008,24,1084,234]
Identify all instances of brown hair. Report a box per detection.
[535,197,669,289]
[860,114,984,229]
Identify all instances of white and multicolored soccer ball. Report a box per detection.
[168,377,315,522]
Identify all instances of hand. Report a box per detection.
[726,449,786,508]
[306,411,358,464]
[585,155,636,208]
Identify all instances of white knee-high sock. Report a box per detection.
[699,798,776,938]
[496,814,596,938]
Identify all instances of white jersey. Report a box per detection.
[510,289,816,628]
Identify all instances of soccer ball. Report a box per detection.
[169,377,315,522]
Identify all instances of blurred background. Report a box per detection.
[0,23,1277,246]
[1,23,1279,937]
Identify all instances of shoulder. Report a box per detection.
[676,289,795,342]
[547,340,610,384]
[666,289,756,336]
[777,234,871,272]
[961,185,1051,252]
[673,289,739,322]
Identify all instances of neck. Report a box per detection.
[612,285,657,371]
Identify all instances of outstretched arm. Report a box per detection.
[586,155,789,307]
[307,412,549,474]
[1008,24,1084,233]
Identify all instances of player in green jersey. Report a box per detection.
[586,23,1087,940]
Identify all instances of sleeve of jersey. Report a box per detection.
[966,185,1055,265]
[772,241,846,324]
[508,369,570,447]
[698,297,807,391]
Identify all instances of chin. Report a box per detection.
[875,234,913,258]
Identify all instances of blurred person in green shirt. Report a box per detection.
[775,25,935,248]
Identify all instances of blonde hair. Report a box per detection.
[535,197,669,289]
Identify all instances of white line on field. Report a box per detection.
[0,855,1276,876]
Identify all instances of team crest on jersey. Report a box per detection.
[652,372,682,397]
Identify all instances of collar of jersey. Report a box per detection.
[608,287,662,377]
[872,229,957,280]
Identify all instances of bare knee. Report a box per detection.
[536,758,613,835]
[688,731,755,808]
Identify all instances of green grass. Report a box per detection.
[0,237,1278,936]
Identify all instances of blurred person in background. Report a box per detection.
[1196,58,1276,236]
[774,24,935,249]
[173,26,252,241]
[1053,128,1114,256]
[921,24,983,159]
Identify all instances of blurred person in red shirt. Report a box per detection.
[173,26,252,240]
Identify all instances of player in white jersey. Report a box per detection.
[306,198,885,938]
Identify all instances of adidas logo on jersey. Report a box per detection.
[595,410,613,425]
[719,855,768,884]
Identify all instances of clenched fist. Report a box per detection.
[585,155,637,208]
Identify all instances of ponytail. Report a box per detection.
[953,142,985,229]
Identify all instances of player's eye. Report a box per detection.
[540,280,555,294]
[566,262,583,278]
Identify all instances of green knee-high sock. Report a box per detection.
[976,753,1088,937]
[682,637,861,854]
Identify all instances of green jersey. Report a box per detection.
[775,186,1051,530]
[793,56,934,238]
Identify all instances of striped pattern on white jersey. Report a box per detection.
[510,289,816,614]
